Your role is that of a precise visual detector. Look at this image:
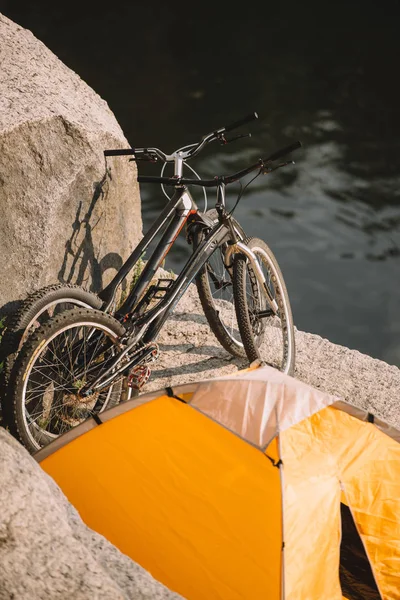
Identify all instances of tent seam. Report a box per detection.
[277,429,285,600]
[190,405,266,451]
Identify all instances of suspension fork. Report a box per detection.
[208,182,240,281]
[224,242,279,313]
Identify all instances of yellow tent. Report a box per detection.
[36,365,400,600]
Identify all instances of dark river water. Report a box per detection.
[1,1,399,366]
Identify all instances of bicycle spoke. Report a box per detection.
[21,319,122,445]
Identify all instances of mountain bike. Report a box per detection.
[4,112,300,452]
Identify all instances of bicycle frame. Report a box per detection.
[88,185,236,391]
[100,188,234,316]
[98,186,193,313]
[87,117,302,392]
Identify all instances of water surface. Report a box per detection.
[1,0,399,365]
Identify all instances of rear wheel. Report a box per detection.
[194,209,247,357]
[233,237,295,375]
[8,308,125,454]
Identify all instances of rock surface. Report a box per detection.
[0,427,184,600]
[0,14,142,314]
[147,277,400,430]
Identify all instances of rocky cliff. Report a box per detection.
[0,14,142,314]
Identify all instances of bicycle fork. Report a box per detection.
[224,241,279,314]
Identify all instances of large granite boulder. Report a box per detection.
[0,14,142,313]
[0,427,184,599]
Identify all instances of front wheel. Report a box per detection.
[194,209,247,358]
[233,237,295,375]
[0,283,104,426]
[8,308,126,454]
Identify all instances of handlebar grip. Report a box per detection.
[265,141,302,162]
[104,148,136,156]
[223,112,259,133]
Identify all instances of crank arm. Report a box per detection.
[89,343,158,393]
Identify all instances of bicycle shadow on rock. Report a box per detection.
[0,172,116,320]
[57,170,126,297]
[150,354,245,385]
[158,342,236,357]
[167,312,210,325]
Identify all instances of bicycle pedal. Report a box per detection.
[127,365,152,390]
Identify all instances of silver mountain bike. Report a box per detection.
[3,111,300,452]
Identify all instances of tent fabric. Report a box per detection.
[36,365,400,600]
[36,362,338,458]
[281,405,400,600]
[39,395,283,600]
[189,367,338,449]
[333,401,400,444]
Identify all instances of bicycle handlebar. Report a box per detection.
[137,175,219,187]
[264,140,302,162]
[104,111,259,160]
[219,112,258,134]
[104,148,136,156]
[137,140,302,187]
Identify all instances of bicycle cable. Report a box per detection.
[228,168,263,216]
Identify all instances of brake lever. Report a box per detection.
[129,154,158,163]
[262,160,295,174]
[217,132,251,145]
